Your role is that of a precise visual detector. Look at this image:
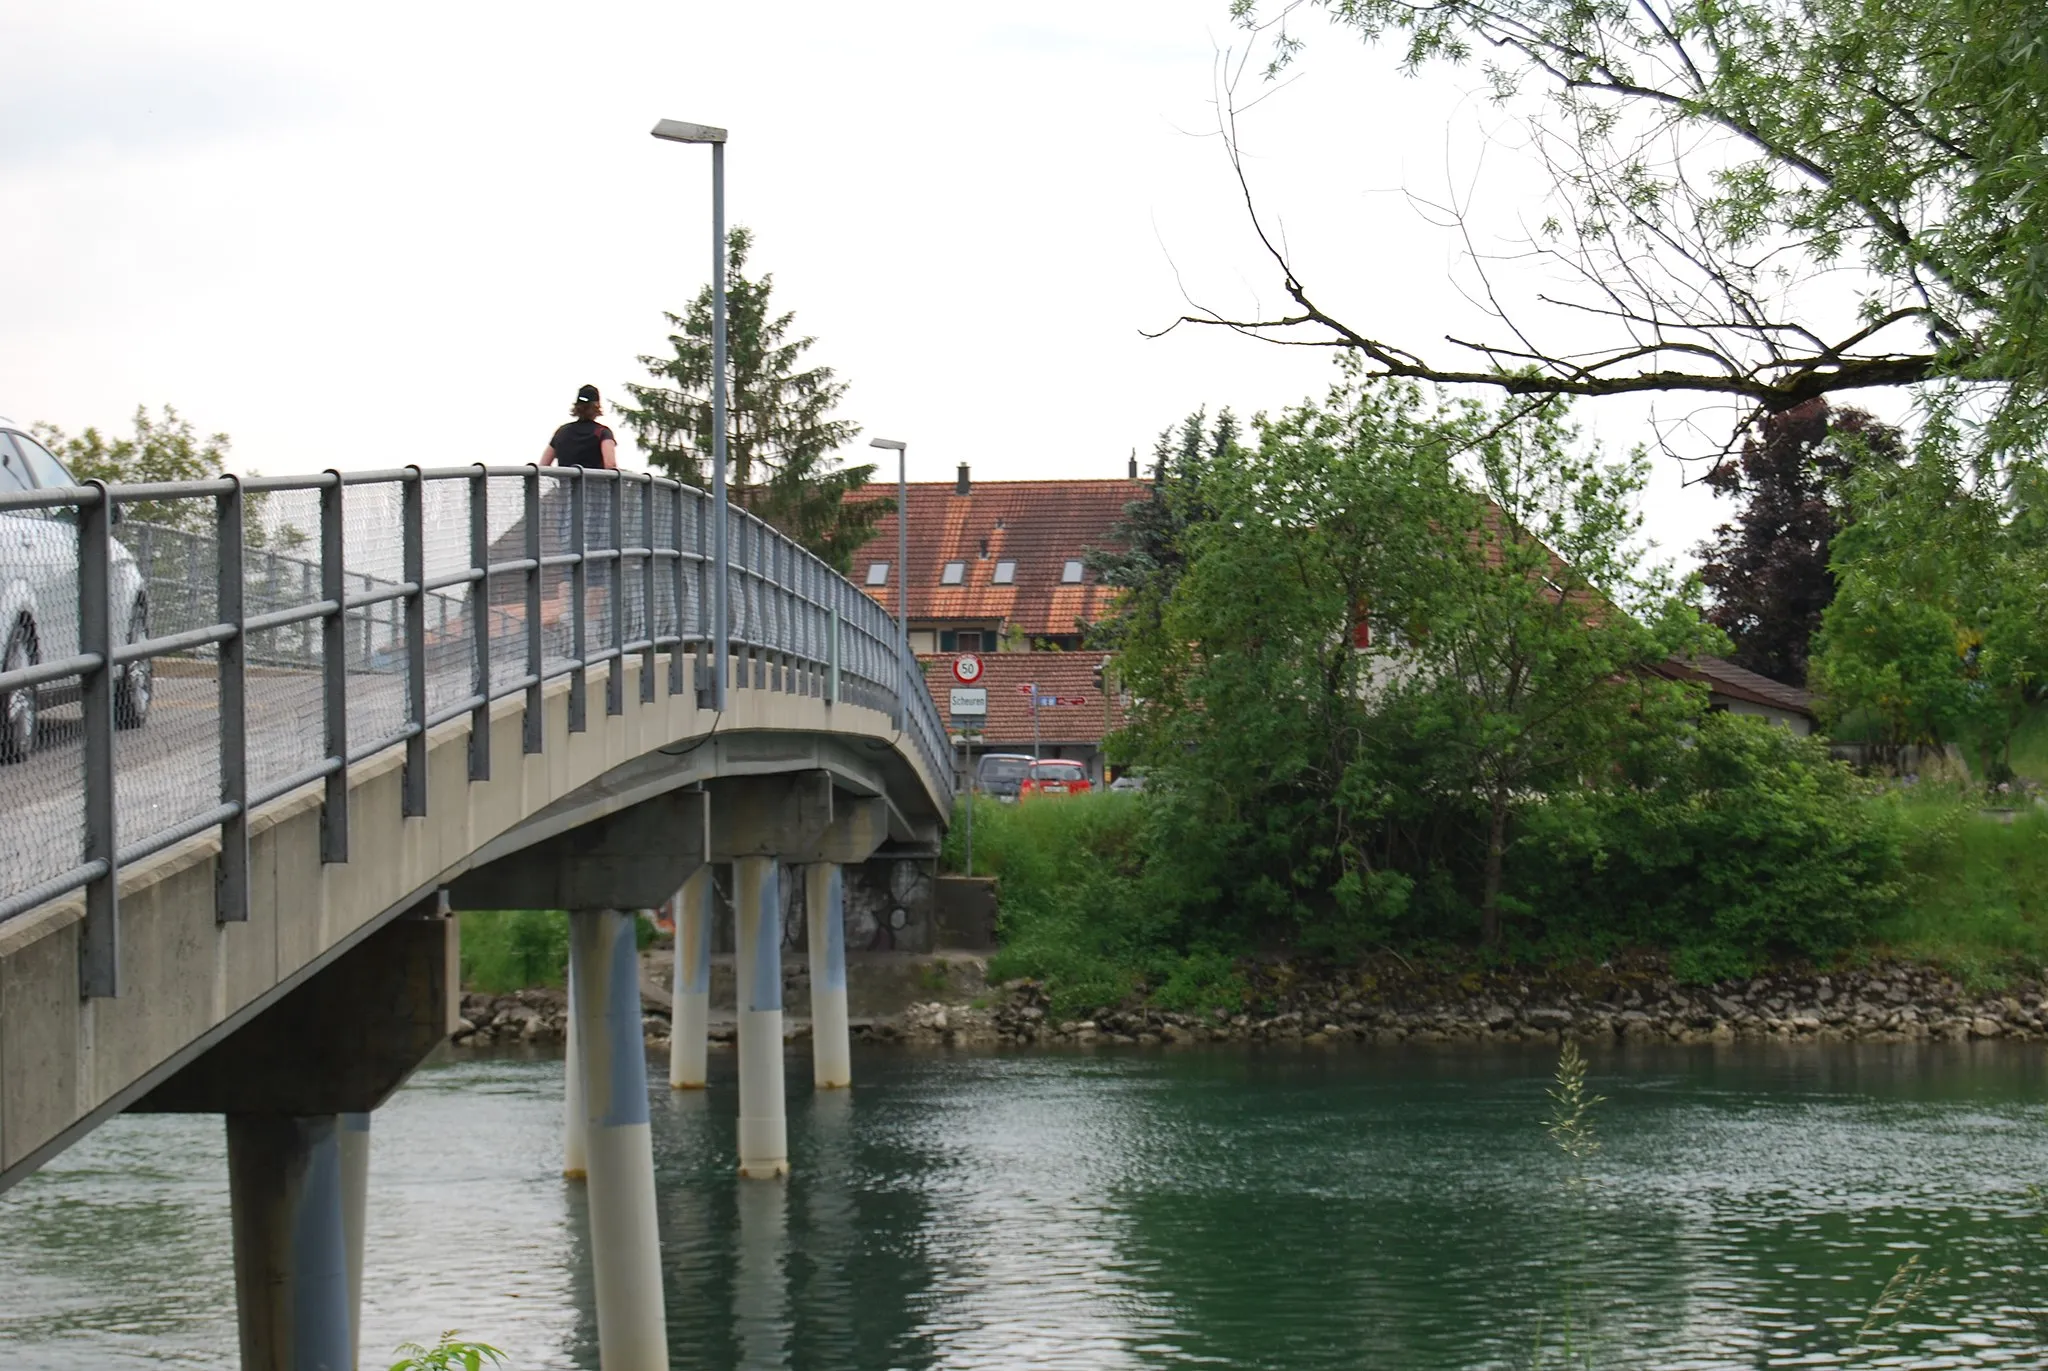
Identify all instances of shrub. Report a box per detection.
[1514,713,1907,973]
[460,910,569,992]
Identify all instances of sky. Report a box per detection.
[2,0,1774,570]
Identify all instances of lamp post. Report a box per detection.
[869,438,908,642]
[651,118,730,709]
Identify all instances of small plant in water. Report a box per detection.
[1529,1042,1605,1370]
[389,1331,507,1371]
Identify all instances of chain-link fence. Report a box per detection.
[0,465,950,996]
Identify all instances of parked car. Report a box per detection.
[0,420,152,762]
[974,752,1035,802]
[1019,758,1092,800]
[1108,772,1146,792]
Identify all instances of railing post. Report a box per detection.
[401,471,427,817]
[828,604,840,706]
[523,466,543,754]
[468,466,492,781]
[79,483,119,998]
[696,491,712,708]
[606,473,623,718]
[217,476,249,924]
[320,472,349,863]
[569,470,588,733]
[668,483,687,699]
[640,475,656,705]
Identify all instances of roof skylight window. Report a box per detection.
[866,562,889,586]
[1061,559,1084,583]
[941,561,965,585]
[992,560,1016,585]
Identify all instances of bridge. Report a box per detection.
[0,464,952,1370]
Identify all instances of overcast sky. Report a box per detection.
[3,0,1766,568]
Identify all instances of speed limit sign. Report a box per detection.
[952,653,984,684]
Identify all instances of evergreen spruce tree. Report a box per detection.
[1085,409,1238,650]
[618,227,885,573]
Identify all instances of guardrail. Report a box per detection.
[0,465,950,996]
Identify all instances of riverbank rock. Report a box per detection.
[955,959,2047,1052]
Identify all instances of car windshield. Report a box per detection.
[1032,762,1086,781]
[978,757,1030,782]
[11,431,74,490]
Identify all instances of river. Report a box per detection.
[1,1042,2042,1369]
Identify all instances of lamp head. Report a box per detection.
[651,119,728,144]
[869,438,907,452]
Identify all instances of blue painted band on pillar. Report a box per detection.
[823,865,847,992]
[601,912,651,1127]
[288,1116,352,1371]
[576,911,652,1129]
[686,875,712,996]
[750,864,782,1012]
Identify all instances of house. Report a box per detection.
[845,464,1143,653]
[1647,655,1820,735]
[920,650,1128,786]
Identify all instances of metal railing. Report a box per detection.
[0,465,950,996]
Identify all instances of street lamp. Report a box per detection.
[651,118,730,709]
[869,438,908,641]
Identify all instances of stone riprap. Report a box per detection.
[450,961,2046,1052]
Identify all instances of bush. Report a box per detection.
[460,910,569,992]
[1514,714,1907,974]
[947,793,1202,1016]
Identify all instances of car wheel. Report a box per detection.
[0,621,38,764]
[115,601,151,730]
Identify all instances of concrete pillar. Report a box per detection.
[338,1112,370,1370]
[669,865,713,1090]
[568,908,667,1371]
[227,1114,354,1371]
[805,863,851,1089]
[563,973,588,1181]
[734,856,789,1178]
[733,1169,790,1367]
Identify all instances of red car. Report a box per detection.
[1018,759,1093,800]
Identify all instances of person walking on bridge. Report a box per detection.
[539,384,620,633]
[541,383,619,474]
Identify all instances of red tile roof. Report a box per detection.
[922,651,1126,747]
[847,478,1143,637]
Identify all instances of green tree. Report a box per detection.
[1085,409,1238,653]
[1813,408,2048,779]
[1116,370,1713,949]
[1213,0,2048,445]
[34,405,302,547]
[617,226,884,572]
[1380,395,1718,942]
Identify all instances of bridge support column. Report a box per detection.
[339,1112,370,1369]
[563,974,587,1180]
[227,1114,354,1371]
[805,863,851,1089]
[568,908,667,1371]
[669,865,713,1090]
[733,856,788,1179]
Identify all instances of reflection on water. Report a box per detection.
[2,1043,2044,1369]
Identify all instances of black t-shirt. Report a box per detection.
[549,420,614,470]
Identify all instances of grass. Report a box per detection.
[1869,788,2048,985]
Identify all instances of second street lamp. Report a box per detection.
[869,437,908,641]
[650,117,730,709]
